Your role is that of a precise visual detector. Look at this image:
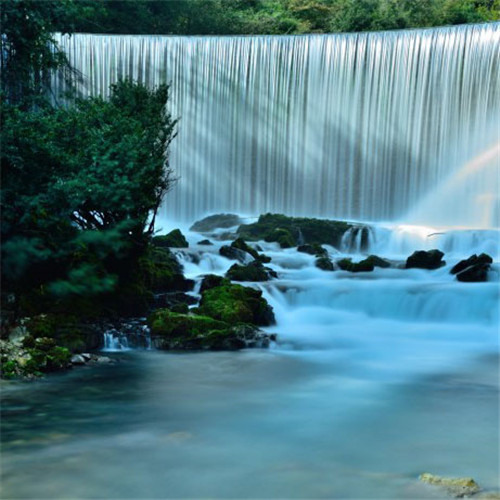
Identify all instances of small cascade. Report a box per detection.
[102,330,130,352]
[101,321,153,351]
[340,226,372,253]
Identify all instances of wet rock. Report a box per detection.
[153,229,189,248]
[363,254,391,268]
[149,310,275,351]
[450,253,493,274]
[198,283,275,326]
[190,213,242,233]
[226,261,277,282]
[451,253,492,282]
[70,354,86,365]
[237,213,354,248]
[153,291,198,309]
[315,256,334,271]
[419,473,481,497]
[336,258,374,272]
[298,243,328,257]
[219,245,249,263]
[405,249,445,270]
[456,264,490,282]
[197,239,213,245]
[96,356,113,364]
[200,274,230,293]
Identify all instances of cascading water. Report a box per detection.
[53,23,500,226]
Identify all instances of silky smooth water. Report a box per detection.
[2,226,499,499]
[53,23,500,225]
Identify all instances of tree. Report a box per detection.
[1,81,177,312]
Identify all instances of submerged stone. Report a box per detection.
[363,255,391,268]
[419,473,481,497]
[197,239,213,245]
[405,249,445,270]
[298,243,328,257]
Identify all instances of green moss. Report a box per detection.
[153,229,189,248]
[139,246,190,292]
[336,258,374,272]
[315,256,334,271]
[238,213,352,248]
[148,310,229,338]
[226,261,276,282]
[198,284,275,326]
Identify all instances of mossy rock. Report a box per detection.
[298,244,328,257]
[139,246,192,293]
[237,213,353,248]
[226,261,277,282]
[230,238,260,259]
[419,473,481,497]
[26,314,96,352]
[362,255,391,268]
[200,274,231,293]
[336,258,374,272]
[219,245,248,263]
[1,339,71,378]
[190,213,242,233]
[198,284,275,326]
[153,229,189,248]
[197,239,213,246]
[148,309,229,338]
[315,256,334,271]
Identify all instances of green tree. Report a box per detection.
[1,81,177,313]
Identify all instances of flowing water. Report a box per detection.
[2,225,499,499]
[53,23,500,226]
[2,23,499,499]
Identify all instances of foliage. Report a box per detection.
[62,0,499,35]
[1,81,177,315]
[0,0,99,105]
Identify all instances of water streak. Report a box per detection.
[53,23,500,225]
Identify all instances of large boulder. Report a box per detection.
[200,274,230,293]
[190,213,242,233]
[140,246,193,293]
[450,253,492,282]
[198,283,275,326]
[231,238,271,263]
[405,249,445,270]
[237,213,355,248]
[153,229,189,248]
[148,310,274,350]
[226,261,277,282]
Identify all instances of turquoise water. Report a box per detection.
[1,349,498,499]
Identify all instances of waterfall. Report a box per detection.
[53,23,500,226]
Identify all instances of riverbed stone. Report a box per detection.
[315,256,334,271]
[419,473,481,497]
[71,354,86,365]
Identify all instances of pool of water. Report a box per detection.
[1,348,498,499]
